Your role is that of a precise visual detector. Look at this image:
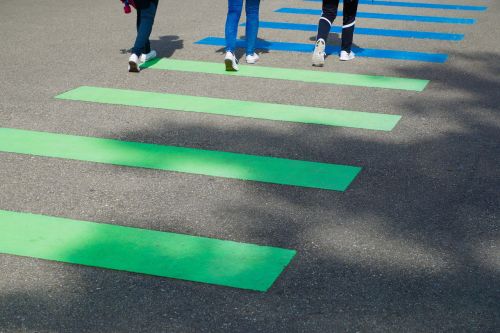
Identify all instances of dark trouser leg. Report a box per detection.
[132,3,157,56]
[341,0,359,52]
[316,0,339,42]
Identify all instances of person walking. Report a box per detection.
[224,0,261,71]
[128,0,159,72]
[312,0,359,67]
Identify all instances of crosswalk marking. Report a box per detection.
[0,128,362,191]
[143,58,429,91]
[0,209,296,291]
[252,21,464,41]
[56,86,402,131]
[304,0,487,11]
[275,8,476,24]
[196,37,448,63]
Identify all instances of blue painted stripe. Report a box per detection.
[275,8,476,24]
[195,37,448,63]
[250,21,464,41]
[305,0,487,11]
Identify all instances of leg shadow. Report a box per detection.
[120,35,184,58]
[214,37,272,61]
[309,34,361,59]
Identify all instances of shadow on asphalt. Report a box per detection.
[214,36,271,61]
[309,33,362,59]
[1,52,499,332]
[120,35,184,58]
[308,32,361,48]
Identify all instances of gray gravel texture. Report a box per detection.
[0,0,499,332]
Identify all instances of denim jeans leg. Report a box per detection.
[132,3,157,56]
[245,0,260,55]
[225,0,243,53]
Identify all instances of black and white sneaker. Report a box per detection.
[312,39,326,67]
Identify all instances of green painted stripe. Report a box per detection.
[0,128,361,191]
[143,58,429,92]
[0,210,296,291]
[55,86,401,131]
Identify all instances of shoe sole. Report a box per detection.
[312,57,325,67]
[224,59,238,71]
[128,61,140,73]
[312,51,325,67]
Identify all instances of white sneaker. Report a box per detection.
[245,53,259,64]
[140,50,157,63]
[312,39,326,67]
[128,54,142,72]
[339,50,355,61]
[224,51,239,71]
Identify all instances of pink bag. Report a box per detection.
[121,0,136,14]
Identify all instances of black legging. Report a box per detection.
[316,0,359,52]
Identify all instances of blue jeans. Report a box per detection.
[132,2,157,56]
[225,0,260,55]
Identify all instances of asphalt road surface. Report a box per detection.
[0,0,498,332]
